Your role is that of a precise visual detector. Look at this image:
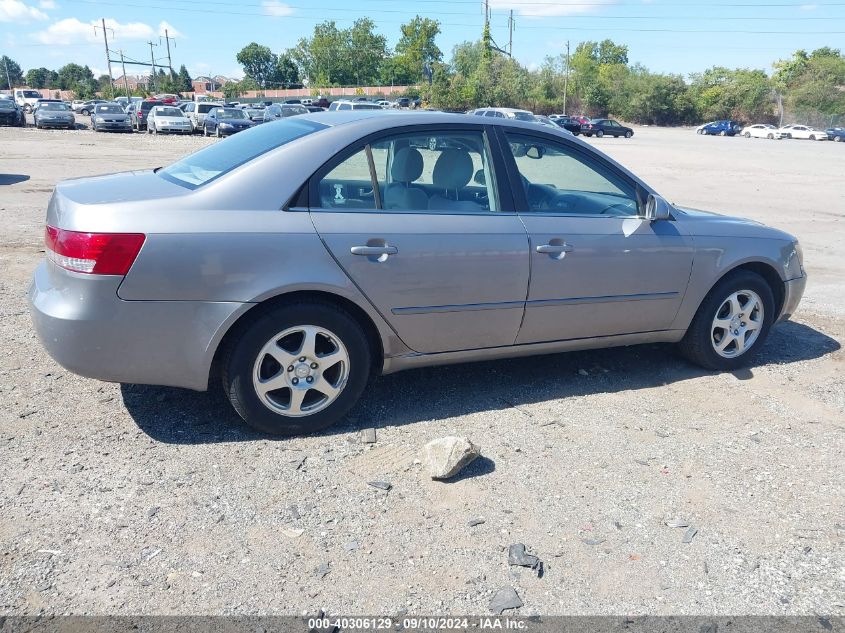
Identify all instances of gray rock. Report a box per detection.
[682,526,699,543]
[508,543,540,569]
[489,586,523,614]
[422,436,480,480]
[666,518,690,528]
[344,540,359,552]
[316,563,330,578]
[367,481,392,491]
[468,518,486,527]
[360,428,377,444]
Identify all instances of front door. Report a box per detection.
[499,130,694,345]
[309,127,529,354]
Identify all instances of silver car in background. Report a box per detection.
[91,102,132,133]
[33,101,75,129]
[29,112,806,436]
[146,105,193,135]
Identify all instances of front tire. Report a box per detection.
[223,302,372,436]
[625,131,632,138]
[596,130,604,138]
[679,270,775,371]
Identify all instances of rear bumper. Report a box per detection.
[28,260,249,391]
[779,274,806,323]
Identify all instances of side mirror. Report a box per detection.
[644,194,672,221]
[473,169,486,186]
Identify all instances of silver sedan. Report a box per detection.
[29,112,806,435]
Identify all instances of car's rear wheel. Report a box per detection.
[810,134,816,141]
[215,126,221,138]
[719,130,727,136]
[679,270,775,371]
[223,302,371,436]
[834,136,842,142]
[767,133,774,139]
[744,132,751,138]
[81,109,89,116]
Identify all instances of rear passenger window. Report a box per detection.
[312,130,499,213]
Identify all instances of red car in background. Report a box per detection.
[152,94,179,104]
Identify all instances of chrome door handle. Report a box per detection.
[536,243,574,254]
[350,245,398,256]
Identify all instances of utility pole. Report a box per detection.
[147,41,157,93]
[162,29,175,76]
[508,10,514,57]
[562,40,570,115]
[3,56,11,91]
[120,50,130,97]
[98,19,115,97]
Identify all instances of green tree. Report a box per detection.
[25,67,58,89]
[272,52,300,88]
[236,42,277,88]
[1,55,24,90]
[177,64,193,92]
[393,16,442,84]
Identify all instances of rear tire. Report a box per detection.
[679,270,775,371]
[223,302,372,436]
[767,133,774,139]
[596,130,604,138]
[719,130,726,136]
[744,132,751,138]
[810,134,816,141]
[834,136,842,142]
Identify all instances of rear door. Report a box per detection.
[307,124,530,354]
[497,128,694,345]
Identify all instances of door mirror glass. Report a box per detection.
[644,194,672,221]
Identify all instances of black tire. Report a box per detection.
[834,136,842,142]
[625,130,632,138]
[744,132,751,138]
[223,302,372,436]
[596,130,604,138]
[215,126,221,138]
[767,133,774,139]
[809,134,816,141]
[719,130,726,136]
[678,270,775,371]
[203,125,208,137]
[81,109,89,116]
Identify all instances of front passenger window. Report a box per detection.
[505,132,640,216]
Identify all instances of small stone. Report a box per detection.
[468,518,486,527]
[422,436,480,479]
[367,481,392,491]
[666,518,689,528]
[489,586,523,614]
[655,429,670,438]
[508,543,540,569]
[581,538,606,546]
[750,432,762,444]
[360,428,377,444]
[682,527,699,543]
[316,563,330,578]
[344,540,359,552]
[281,526,305,539]
[147,506,160,519]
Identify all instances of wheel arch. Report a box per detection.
[208,289,387,390]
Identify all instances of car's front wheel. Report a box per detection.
[223,302,372,435]
[596,130,604,138]
[625,131,632,138]
[679,270,775,371]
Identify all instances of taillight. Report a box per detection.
[45,226,145,275]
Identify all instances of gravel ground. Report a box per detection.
[0,120,843,616]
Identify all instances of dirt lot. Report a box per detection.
[0,121,842,617]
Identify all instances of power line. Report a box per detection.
[60,0,845,6]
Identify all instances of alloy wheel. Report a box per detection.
[711,289,764,358]
[252,325,350,418]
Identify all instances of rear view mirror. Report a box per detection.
[644,194,672,221]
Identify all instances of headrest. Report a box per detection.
[432,149,474,189]
[390,147,424,183]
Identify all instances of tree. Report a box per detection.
[272,52,300,88]
[177,64,193,92]
[393,16,442,84]
[236,42,277,88]
[56,63,96,98]
[25,67,57,89]
[1,55,23,90]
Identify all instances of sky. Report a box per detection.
[2,0,844,82]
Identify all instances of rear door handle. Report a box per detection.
[536,243,574,254]
[350,245,398,256]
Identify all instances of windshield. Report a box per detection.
[21,90,40,98]
[160,118,325,188]
[512,111,534,121]
[97,105,124,114]
[0,100,15,109]
[219,108,246,118]
[157,107,184,117]
[40,103,69,111]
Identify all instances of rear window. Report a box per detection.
[97,105,124,114]
[140,102,161,112]
[159,118,325,189]
[20,90,40,98]
[40,103,69,111]
[157,107,183,117]
[198,104,220,114]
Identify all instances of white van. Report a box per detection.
[14,89,42,113]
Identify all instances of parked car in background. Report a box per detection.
[126,100,163,131]
[376,100,391,108]
[327,101,382,112]
[304,105,325,113]
[550,115,582,135]
[825,127,845,142]
[183,101,224,132]
[28,111,806,436]
[244,107,266,123]
[301,98,313,106]
[264,103,310,121]
[147,105,193,135]
[14,88,42,113]
[581,119,634,138]
[283,99,302,105]
[0,96,24,126]
[73,99,108,115]
[698,120,742,136]
[779,124,828,141]
[114,96,142,110]
[33,101,75,129]
[203,107,254,137]
[533,114,565,131]
[90,102,132,133]
[312,96,330,109]
[741,123,782,139]
[395,97,411,108]
[153,94,179,104]
[472,107,535,121]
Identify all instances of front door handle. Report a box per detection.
[350,245,398,256]
[536,243,574,254]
